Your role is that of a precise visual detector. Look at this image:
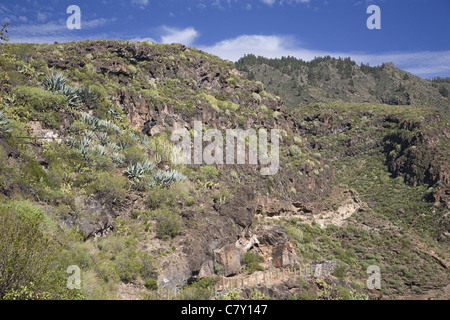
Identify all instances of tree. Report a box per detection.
[0,23,9,43]
[439,86,449,98]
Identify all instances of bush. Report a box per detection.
[14,85,67,112]
[0,202,57,298]
[114,249,143,283]
[86,171,128,204]
[146,186,178,210]
[140,252,158,280]
[242,252,264,274]
[155,211,182,239]
[145,279,158,291]
[200,166,219,180]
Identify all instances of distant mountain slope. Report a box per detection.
[236,55,450,117]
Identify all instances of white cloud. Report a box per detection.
[200,34,450,78]
[161,26,199,46]
[131,0,149,8]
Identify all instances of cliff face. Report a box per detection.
[0,41,449,300]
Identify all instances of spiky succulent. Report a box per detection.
[44,72,82,109]
[0,112,11,136]
[97,132,109,145]
[150,169,187,187]
[108,108,124,120]
[44,72,67,92]
[111,152,125,165]
[89,144,108,156]
[124,163,146,182]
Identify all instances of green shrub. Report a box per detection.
[333,264,348,279]
[86,171,127,204]
[145,279,158,291]
[242,252,264,274]
[114,249,143,283]
[155,211,182,239]
[140,252,158,280]
[0,203,57,298]
[14,85,67,112]
[200,166,219,180]
[297,289,317,300]
[146,186,178,210]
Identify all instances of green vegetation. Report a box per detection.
[242,252,265,274]
[0,40,448,301]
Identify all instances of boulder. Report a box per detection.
[214,244,241,277]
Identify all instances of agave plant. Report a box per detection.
[45,72,82,109]
[89,144,108,156]
[0,112,11,136]
[97,132,109,145]
[117,140,130,150]
[64,85,83,109]
[108,108,124,121]
[150,169,187,187]
[44,72,67,92]
[140,159,156,173]
[106,122,121,135]
[65,136,77,148]
[124,163,145,182]
[77,85,99,109]
[85,130,96,141]
[107,142,120,151]
[111,152,125,165]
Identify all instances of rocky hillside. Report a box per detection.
[0,41,448,300]
[236,55,450,117]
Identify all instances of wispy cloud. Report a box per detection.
[9,17,116,44]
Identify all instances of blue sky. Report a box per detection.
[1,0,450,78]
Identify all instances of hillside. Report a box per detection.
[0,41,448,301]
[236,55,450,117]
